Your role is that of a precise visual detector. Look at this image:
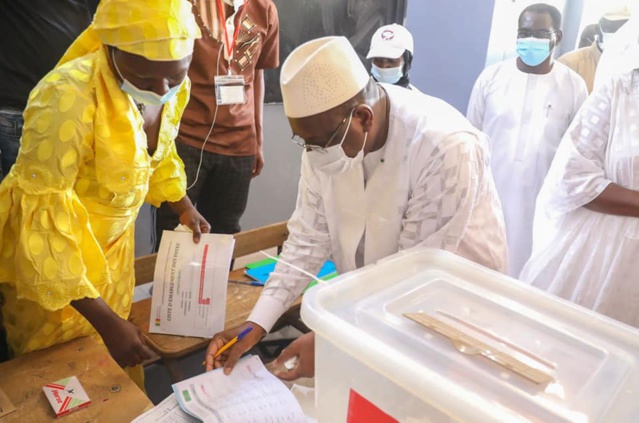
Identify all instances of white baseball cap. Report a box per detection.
[366,24,414,60]
[280,36,370,119]
[602,5,632,21]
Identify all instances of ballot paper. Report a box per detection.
[150,231,235,338]
[132,394,198,423]
[173,355,305,423]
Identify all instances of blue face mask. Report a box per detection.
[111,50,182,106]
[516,37,552,67]
[371,64,403,85]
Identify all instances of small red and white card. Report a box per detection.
[43,376,91,417]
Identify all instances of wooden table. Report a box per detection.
[0,337,153,422]
[129,267,302,381]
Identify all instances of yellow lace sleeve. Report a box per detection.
[0,67,109,311]
[145,139,187,207]
[145,78,190,208]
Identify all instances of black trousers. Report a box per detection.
[154,142,255,251]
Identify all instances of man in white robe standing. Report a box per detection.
[467,3,587,277]
[204,36,508,379]
[594,13,639,90]
[520,67,639,329]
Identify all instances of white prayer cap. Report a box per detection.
[280,36,370,119]
[602,5,632,21]
[366,24,414,59]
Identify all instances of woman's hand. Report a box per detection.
[179,206,211,243]
[168,196,211,242]
[71,297,153,368]
[100,317,153,368]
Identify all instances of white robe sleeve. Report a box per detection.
[248,154,331,332]
[571,75,589,119]
[399,132,485,254]
[536,77,615,220]
[466,72,487,130]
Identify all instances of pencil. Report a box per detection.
[202,326,254,366]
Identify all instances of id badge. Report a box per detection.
[214,75,246,105]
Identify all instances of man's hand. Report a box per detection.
[179,206,211,243]
[205,322,265,374]
[273,332,315,381]
[252,148,265,177]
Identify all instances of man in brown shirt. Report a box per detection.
[155,0,279,244]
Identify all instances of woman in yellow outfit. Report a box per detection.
[0,0,207,388]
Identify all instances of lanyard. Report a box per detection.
[215,0,247,68]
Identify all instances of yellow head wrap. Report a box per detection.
[58,0,201,65]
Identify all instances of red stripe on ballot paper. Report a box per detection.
[198,245,210,305]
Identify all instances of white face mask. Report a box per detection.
[111,49,182,106]
[599,31,615,50]
[371,64,403,85]
[306,109,368,175]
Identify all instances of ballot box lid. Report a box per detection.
[302,248,639,422]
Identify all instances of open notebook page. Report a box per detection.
[132,394,198,423]
[173,355,305,422]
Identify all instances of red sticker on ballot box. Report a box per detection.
[347,389,398,423]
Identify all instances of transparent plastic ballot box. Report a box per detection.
[301,248,639,423]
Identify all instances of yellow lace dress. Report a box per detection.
[0,47,188,373]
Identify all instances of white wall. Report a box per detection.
[240,104,301,229]
[405,0,496,112]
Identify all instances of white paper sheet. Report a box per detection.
[173,355,305,423]
[291,384,317,423]
[132,394,198,423]
[150,231,234,337]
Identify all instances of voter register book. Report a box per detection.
[42,376,91,417]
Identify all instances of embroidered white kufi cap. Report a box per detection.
[280,36,370,118]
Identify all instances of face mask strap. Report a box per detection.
[337,108,357,147]
[342,109,368,158]
[111,48,126,82]
[361,131,368,154]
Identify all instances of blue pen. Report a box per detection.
[228,279,263,287]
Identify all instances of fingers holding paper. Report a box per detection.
[273,332,315,381]
[205,322,265,374]
[179,207,211,244]
[167,197,211,243]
